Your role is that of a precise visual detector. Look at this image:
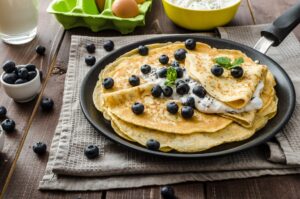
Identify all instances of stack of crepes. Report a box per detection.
[93,42,278,152]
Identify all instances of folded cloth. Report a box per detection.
[39,24,300,191]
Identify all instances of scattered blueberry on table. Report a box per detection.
[35,45,46,56]
[103,40,114,52]
[41,97,54,111]
[86,43,96,53]
[128,75,140,86]
[146,139,160,151]
[159,55,169,65]
[138,45,149,56]
[185,38,196,50]
[102,77,114,89]
[166,102,178,114]
[85,55,96,66]
[1,119,16,133]
[174,48,187,61]
[211,64,224,77]
[151,85,163,98]
[0,106,7,118]
[131,102,144,115]
[160,185,175,199]
[181,106,194,119]
[33,142,47,155]
[84,145,99,159]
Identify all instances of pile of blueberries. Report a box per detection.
[84,40,115,66]
[2,61,38,84]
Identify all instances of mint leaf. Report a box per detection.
[214,57,232,69]
[232,57,244,66]
[214,57,244,69]
[164,67,177,86]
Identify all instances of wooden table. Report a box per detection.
[0,0,300,198]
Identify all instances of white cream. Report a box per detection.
[168,0,240,10]
[142,67,264,114]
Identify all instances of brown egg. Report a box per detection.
[96,0,106,12]
[135,0,145,3]
[112,0,139,18]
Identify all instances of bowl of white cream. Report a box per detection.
[162,0,241,30]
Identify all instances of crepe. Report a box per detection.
[185,49,268,109]
[102,84,232,134]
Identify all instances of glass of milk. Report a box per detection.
[0,0,39,45]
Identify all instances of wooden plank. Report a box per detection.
[0,0,63,193]
[249,0,300,40]
[228,0,255,26]
[206,175,300,199]
[106,183,205,199]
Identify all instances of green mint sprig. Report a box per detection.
[164,67,177,86]
[214,57,244,69]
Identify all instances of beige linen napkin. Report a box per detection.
[39,25,300,191]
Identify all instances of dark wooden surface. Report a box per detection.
[1,0,300,198]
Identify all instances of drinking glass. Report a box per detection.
[0,0,39,45]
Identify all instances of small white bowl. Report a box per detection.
[0,125,4,153]
[0,67,41,103]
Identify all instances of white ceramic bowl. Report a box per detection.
[0,67,41,103]
[0,125,4,153]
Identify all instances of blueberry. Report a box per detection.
[102,77,114,89]
[15,78,27,84]
[36,45,46,55]
[211,64,224,77]
[28,71,37,81]
[129,75,140,86]
[0,106,7,118]
[84,145,99,159]
[131,102,144,115]
[193,85,206,98]
[86,43,96,53]
[85,55,96,66]
[1,119,15,132]
[176,83,190,95]
[175,79,185,87]
[174,48,187,61]
[182,96,195,108]
[157,67,168,78]
[171,60,180,67]
[161,186,175,199]
[181,106,194,119]
[185,38,196,50]
[103,40,114,52]
[2,60,16,73]
[175,67,183,78]
[162,86,173,97]
[2,73,17,84]
[231,66,244,78]
[138,45,149,56]
[146,139,160,151]
[41,97,54,111]
[140,64,151,74]
[33,142,47,155]
[166,102,178,114]
[25,64,36,71]
[151,85,163,98]
[17,67,29,79]
[159,55,169,65]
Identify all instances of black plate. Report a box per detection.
[80,35,295,158]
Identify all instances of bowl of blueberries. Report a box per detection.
[0,60,41,103]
